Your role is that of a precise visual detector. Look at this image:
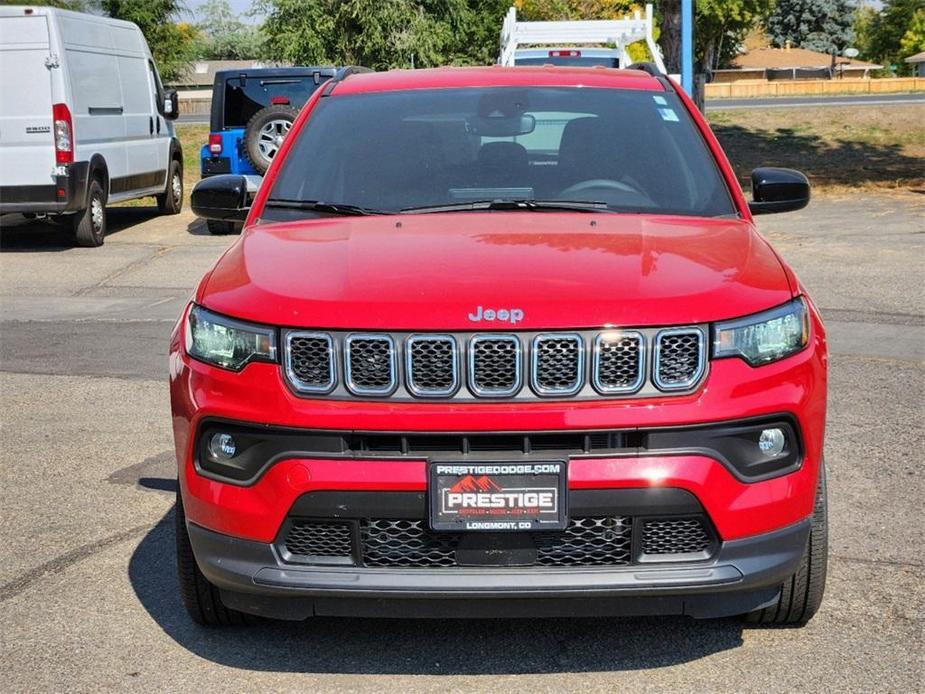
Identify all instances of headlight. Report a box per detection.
[713,298,809,366]
[185,304,277,371]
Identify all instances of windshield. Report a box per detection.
[264,87,736,219]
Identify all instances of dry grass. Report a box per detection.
[709,105,925,194]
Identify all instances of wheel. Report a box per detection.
[243,104,299,174]
[157,159,183,214]
[745,463,828,626]
[175,489,252,626]
[206,219,241,235]
[73,179,106,247]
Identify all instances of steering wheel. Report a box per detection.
[558,179,638,198]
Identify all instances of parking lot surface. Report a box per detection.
[1,196,923,692]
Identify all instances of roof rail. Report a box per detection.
[498,3,666,73]
[321,66,374,96]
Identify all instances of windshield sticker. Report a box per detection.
[658,108,679,122]
[653,95,668,105]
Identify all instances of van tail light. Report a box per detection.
[52,103,73,164]
[208,133,223,155]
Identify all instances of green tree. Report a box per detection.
[766,0,856,54]
[860,0,925,74]
[100,0,199,82]
[196,0,263,59]
[0,0,94,9]
[256,0,508,69]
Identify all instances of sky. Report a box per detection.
[185,0,263,23]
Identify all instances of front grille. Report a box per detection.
[593,332,644,393]
[282,326,708,400]
[654,329,705,390]
[469,336,521,396]
[359,517,632,568]
[286,332,335,393]
[361,519,458,568]
[406,336,458,396]
[533,516,632,566]
[531,334,583,395]
[345,335,396,395]
[281,513,715,569]
[641,518,711,556]
[284,521,352,559]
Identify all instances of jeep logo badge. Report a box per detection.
[468,306,524,324]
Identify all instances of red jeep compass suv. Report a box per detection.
[174,66,827,626]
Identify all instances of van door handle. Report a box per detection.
[156,116,161,134]
[149,116,154,134]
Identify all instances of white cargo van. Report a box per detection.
[0,6,183,246]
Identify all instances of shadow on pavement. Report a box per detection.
[714,124,925,190]
[130,506,745,675]
[0,207,161,252]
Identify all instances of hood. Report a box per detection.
[200,212,793,330]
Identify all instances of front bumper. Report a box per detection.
[188,516,809,620]
[0,161,89,214]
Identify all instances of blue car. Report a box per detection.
[200,66,338,231]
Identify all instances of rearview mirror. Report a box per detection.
[163,88,180,120]
[469,113,536,137]
[748,167,810,215]
[191,175,249,221]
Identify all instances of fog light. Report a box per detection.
[758,428,786,457]
[208,433,237,460]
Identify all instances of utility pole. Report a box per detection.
[681,0,693,94]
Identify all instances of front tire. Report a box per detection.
[746,463,828,626]
[157,160,183,215]
[175,490,252,626]
[73,179,106,247]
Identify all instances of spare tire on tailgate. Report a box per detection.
[243,104,299,174]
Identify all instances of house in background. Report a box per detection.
[170,59,285,95]
[712,45,883,83]
[905,51,925,77]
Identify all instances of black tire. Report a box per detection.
[206,219,241,235]
[243,104,299,174]
[157,159,183,215]
[73,179,106,247]
[746,463,828,626]
[175,490,252,627]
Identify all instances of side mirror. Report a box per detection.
[163,88,180,120]
[191,175,249,221]
[748,167,810,215]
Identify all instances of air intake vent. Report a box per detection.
[593,331,644,393]
[654,328,705,391]
[345,334,396,395]
[406,335,458,397]
[286,332,335,393]
[531,334,584,396]
[468,335,522,397]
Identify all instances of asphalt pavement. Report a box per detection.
[0,195,923,692]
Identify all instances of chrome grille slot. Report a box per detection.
[345,334,397,395]
[593,331,644,393]
[654,328,705,391]
[406,335,458,397]
[285,332,335,393]
[468,335,522,397]
[531,333,584,396]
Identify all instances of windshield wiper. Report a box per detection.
[265,199,388,216]
[400,199,611,214]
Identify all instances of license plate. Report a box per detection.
[429,461,567,532]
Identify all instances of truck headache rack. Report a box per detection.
[498,2,665,74]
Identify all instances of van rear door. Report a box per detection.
[0,13,55,189]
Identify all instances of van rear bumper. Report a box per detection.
[0,161,89,213]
